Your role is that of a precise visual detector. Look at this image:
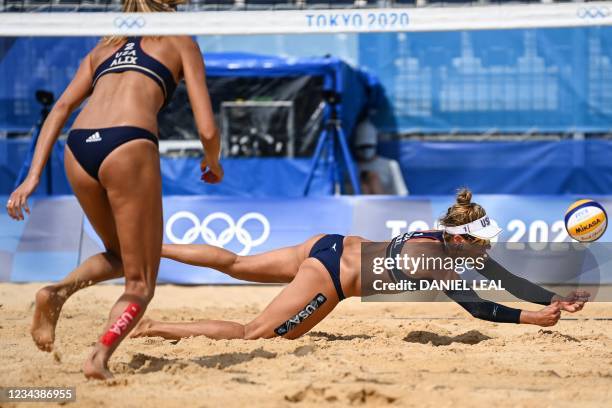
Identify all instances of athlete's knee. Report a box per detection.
[224,255,246,278]
[124,279,155,303]
[227,252,241,267]
[103,249,122,267]
[102,240,121,260]
[243,321,270,340]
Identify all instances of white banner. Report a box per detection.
[1,3,612,36]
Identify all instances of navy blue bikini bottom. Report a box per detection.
[67,126,158,180]
[309,234,346,301]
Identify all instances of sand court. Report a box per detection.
[1,283,611,407]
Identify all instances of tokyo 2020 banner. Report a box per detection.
[1,3,611,36]
[1,195,612,284]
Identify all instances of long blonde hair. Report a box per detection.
[439,188,489,245]
[102,0,185,46]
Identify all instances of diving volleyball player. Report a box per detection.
[6,0,222,379]
[132,189,589,341]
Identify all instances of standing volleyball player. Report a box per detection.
[6,0,222,379]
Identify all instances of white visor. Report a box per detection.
[442,216,502,240]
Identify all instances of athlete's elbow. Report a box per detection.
[470,310,489,321]
[50,100,74,118]
[461,305,489,321]
[243,322,271,340]
[243,324,260,340]
[199,128,219,141]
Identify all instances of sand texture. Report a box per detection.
[1,283,611,408]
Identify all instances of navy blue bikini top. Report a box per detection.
[92,37,177,108]
[387,230,444,254]
[386,230,445,283]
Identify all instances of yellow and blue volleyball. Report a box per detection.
[564,199,607,242]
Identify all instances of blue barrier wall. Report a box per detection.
[2,139,612,196]
[1,195,612,284]
[0,139,333,197]
[379,139,612,195]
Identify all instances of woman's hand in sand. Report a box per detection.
[6,175,38,220]
[520,302,561,327]
[552,290,590,313]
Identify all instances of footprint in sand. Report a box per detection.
[519,329,580,343]
[285,385,397,405]
[293,345,316,357]
[403,330,491,346]
[347,388,397,406]
[285,384,337,403]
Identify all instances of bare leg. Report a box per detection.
[82,140,162,379]
[131,317,245,340]
[132,258,340,341]
[32,254,123,351]
[31,147,123,352]
[161,234,323,283]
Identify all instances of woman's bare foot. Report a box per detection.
[83,348,113,380]
[130,317,154,338]
[31,286,66,352]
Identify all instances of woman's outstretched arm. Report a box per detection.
[480,258,588,312]
[445,288,561,326]
[7,52,94,220]
[178,37,223,184]
[479,258,555,305]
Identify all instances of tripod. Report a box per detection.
[303,92,361,196]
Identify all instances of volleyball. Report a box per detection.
[564,199,608,242]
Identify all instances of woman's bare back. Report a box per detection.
[72,36,184,134]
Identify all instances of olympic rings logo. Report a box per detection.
[113,16,146,29]
[577,6,610,19]
[165,211,271,255]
